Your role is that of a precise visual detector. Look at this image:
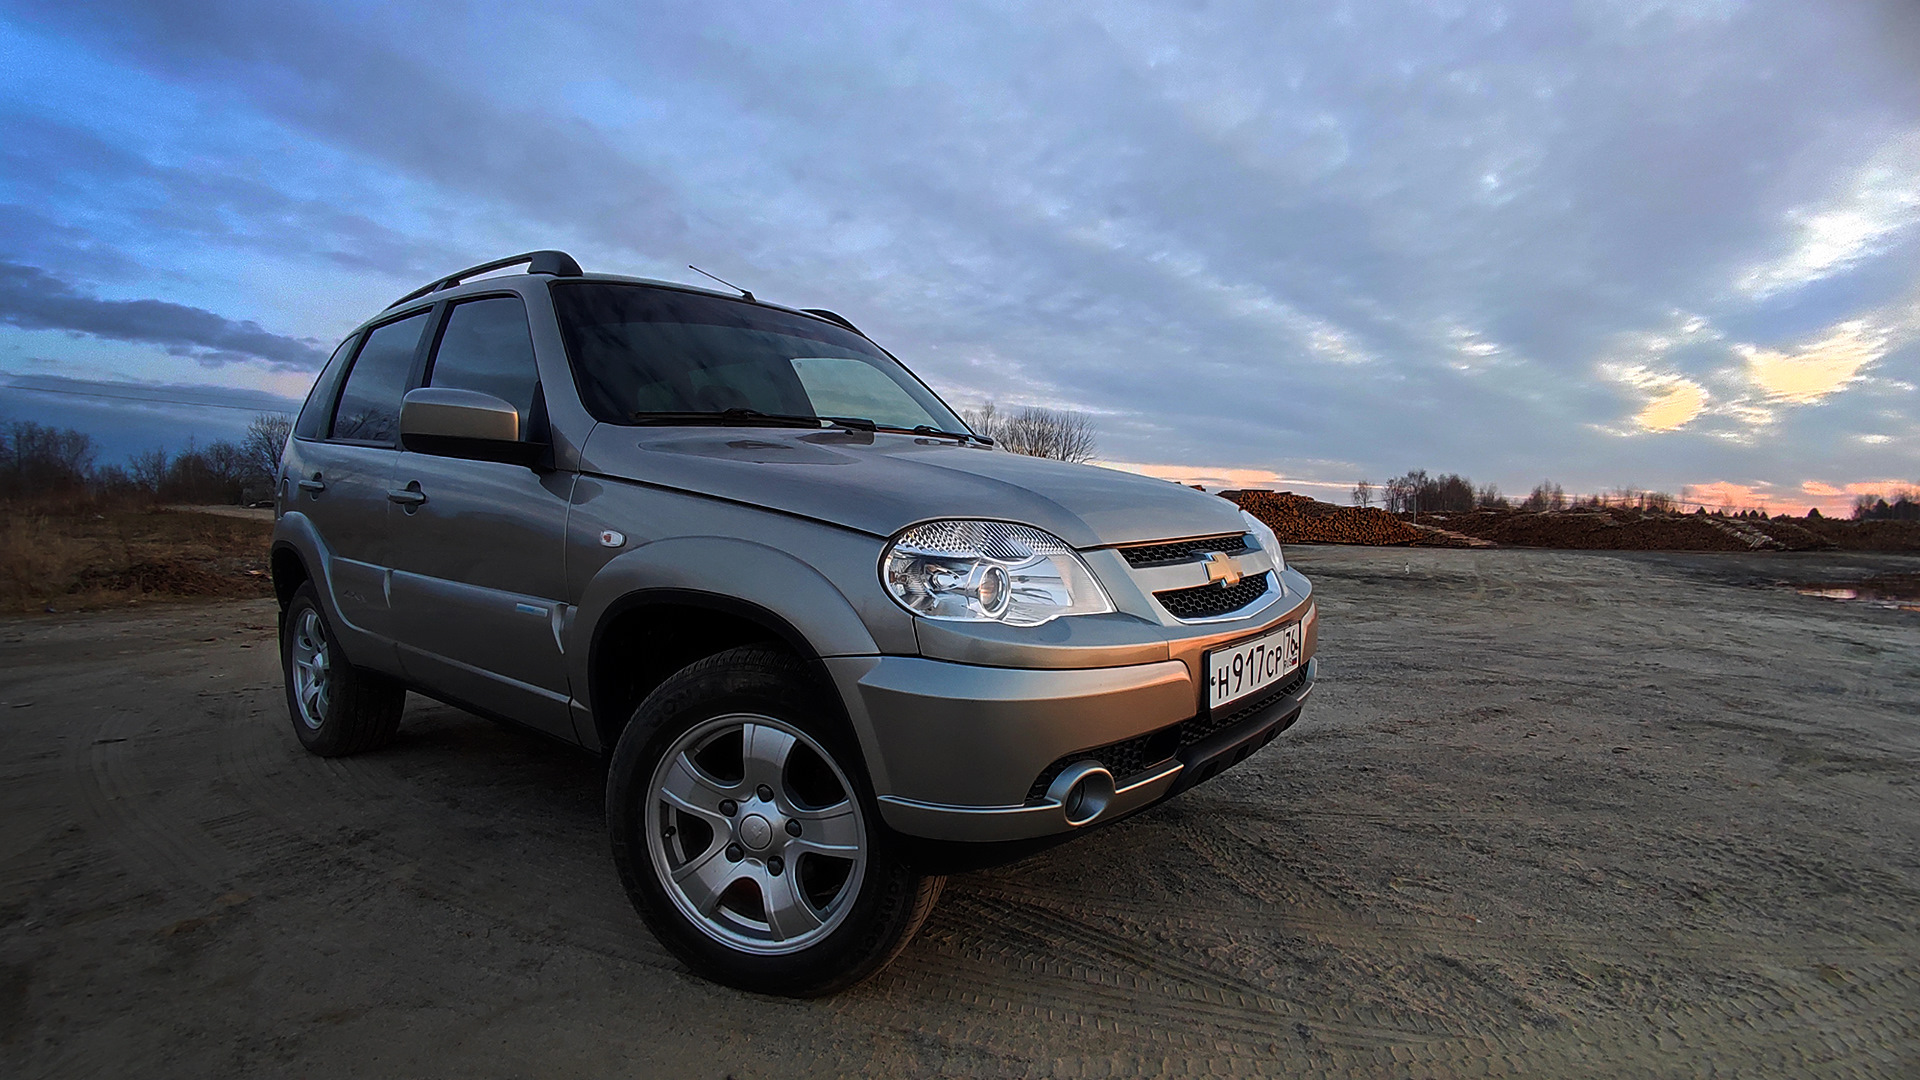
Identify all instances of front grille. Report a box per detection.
[1025,662,1311,801]
[1120,534,1250,568]
[1155,574,1272,620]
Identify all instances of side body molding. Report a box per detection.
[568,536,884,755]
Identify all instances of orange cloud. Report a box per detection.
[1601,363,1709,432]
[1737,320,1888,404]
[1686,478,1912,517]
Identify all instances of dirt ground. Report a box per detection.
[1,546,1916,1078]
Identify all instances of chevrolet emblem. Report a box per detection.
[1204,551,1243,587]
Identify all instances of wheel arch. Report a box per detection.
[269,540,311,610]
[585,588,855,756]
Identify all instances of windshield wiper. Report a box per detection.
[629,408,878,432]
[906,424,992,446]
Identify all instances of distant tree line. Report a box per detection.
[1351,472,1687,515]
[0,415,291,504]
[1351,470,1518,514]
[1347,471,1920,519]
[1854,491,1918,521]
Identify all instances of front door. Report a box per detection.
[386,295,575,739]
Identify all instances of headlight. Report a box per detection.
[881,520,1115,626]
[1240,509,1285,572]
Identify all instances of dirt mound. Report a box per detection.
[1422,508,1758,551]
[1226,490,1427,546]
[1800,518,1920,552]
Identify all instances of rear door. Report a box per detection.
[387,295,576,739]
[286,309,432,656]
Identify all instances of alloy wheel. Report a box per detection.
[289,607,332,730]
[645,714,868,955]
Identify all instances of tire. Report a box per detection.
[606,645,942,997]
[280,582,405,757]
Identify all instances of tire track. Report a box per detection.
[216,689,674,970]
[64,707,238,898]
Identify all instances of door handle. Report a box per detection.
[298,474,327,493]
[386,485,427,506]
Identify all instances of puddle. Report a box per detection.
[1793,573,1920,612]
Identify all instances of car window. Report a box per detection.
[550,283,964,431]
[426,297,538,433]
[331,311,428,444]
[295,333,359,440]
[789,357,936,428]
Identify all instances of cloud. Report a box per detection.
[0,0,1916,499]
[1686,476,1918,517]
[1736,320,1889,404]
[1737,131,1920,299]
[0,262,326,370]
[1603,363,1710,432]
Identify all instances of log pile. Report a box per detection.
[1225,490,1427,546]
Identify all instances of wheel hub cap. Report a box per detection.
[738,813,773,851]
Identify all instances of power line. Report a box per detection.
[0,382,295,414]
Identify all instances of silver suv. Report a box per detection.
[272,251,1318,995]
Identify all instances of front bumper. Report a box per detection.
[826,596,1317,844]
[873,659,1313,842]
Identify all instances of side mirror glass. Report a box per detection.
[400,387,544,466]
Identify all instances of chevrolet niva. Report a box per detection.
[272,251,1318,995]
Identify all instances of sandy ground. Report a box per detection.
[1,546,1916,1078]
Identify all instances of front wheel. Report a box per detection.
[606,646,941,996]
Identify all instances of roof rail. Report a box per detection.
[802,308,862,335]
[386,250,583,310]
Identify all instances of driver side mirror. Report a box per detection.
[400,387,547,467]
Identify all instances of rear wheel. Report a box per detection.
[607,645,941,996]
[280,583,405,756]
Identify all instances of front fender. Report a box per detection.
[569,535,889,756]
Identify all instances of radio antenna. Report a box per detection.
[688,265,754,303]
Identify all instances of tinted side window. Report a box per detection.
[427,297,538,433]
[331,312,428,443]
[294,333,360,440]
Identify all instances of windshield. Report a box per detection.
[551,282,966,432]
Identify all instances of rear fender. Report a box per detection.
[270,512,401,677]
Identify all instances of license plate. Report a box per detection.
[1206,622,1303,711]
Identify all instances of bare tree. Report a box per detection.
[1522,480,1566,511]
[242,413,294,495]
[1383,471,1423,516]
[129,448,169,495]
[1351,479,1374,508]
[962,401,1097,463]
[1,421,95,496]
[962,401,1002,442]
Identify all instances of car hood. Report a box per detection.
[578,425,1247,548]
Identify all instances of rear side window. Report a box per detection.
[426,297,538,433]
[331,312,429,443]
[294,333,360,440]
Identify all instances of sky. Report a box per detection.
[1,0,1916,513]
